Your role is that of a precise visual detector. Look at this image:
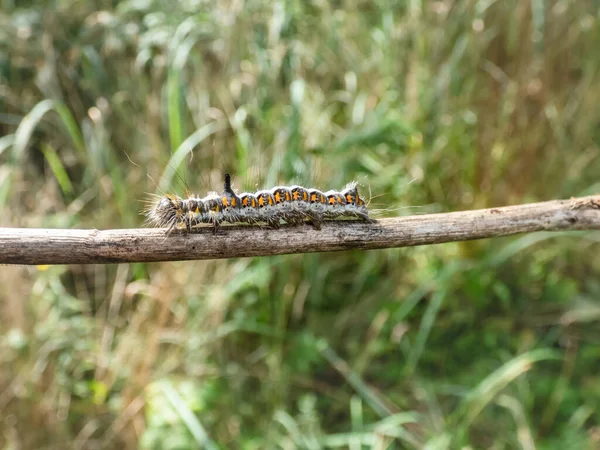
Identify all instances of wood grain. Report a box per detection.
[1,195,599,265]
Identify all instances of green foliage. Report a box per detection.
[1,1,600,448]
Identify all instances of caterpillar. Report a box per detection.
[145,174,374,233]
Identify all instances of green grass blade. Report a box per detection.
[13,99,56,161]
[11,99,85,161]
[350,396,363,450]
[167,68,185,153]
[406,262,469,373]
[452,349,560,437]
[158,380,219,450]
[319,341,393,418]
[406,289,445,374]
[53,102,86,157]
[0,134,15,158]
[158,120,227,193]
[422,433,452,450]
[40,143,74,196]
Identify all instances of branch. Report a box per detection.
[1,196,599,265]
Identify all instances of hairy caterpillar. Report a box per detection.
[145,174,374,233]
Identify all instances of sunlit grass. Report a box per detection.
[1,1,600,448]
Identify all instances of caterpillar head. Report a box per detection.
[146,194,184,229]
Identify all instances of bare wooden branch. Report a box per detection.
[1,195,599,265]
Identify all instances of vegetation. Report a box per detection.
[1,1,599,448]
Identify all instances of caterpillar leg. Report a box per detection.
[185,215,193,234]
[356,212,374,223]
[165,223,178,236]
[267,218,281,229]
[305,212,323,230]
[211,219,222,234]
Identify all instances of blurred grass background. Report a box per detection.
[1,1,600,448]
